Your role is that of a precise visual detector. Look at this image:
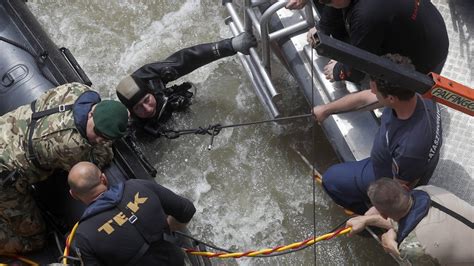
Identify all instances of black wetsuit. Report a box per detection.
[316,0,449,83]
[74,179,196,266]
[130,39,237,137]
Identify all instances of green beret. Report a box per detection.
[93,100,128,139]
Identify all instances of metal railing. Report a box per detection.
[223,0,315,118]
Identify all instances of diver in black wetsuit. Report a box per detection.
[116,32,257,137]
[305,0,449,83]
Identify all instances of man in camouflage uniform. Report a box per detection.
[346,178,474,265]
[0,82,129,253]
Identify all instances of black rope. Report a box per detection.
[0,36,41,60]
[311,49,318,265]
[160,113,313,141]
[174,231,232,253]
[160,98,379,142]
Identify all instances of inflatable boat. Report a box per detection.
[0,1,209,265]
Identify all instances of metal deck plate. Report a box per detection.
[429,0,473,204]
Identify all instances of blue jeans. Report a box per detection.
[322,158,376,215]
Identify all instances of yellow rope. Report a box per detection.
[0,254,39,266]
[186,227,351,258]
[62,222,80,264]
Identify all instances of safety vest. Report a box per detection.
[76,180,170,265]
[398,185,474,265]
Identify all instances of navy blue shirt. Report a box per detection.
[370,96,442,185]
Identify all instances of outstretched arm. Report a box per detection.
[132,33,256,85]
[313,89,380,123]
[132,39,236,84]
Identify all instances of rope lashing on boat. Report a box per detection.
[0,254,39,266]
[180,226,352,259]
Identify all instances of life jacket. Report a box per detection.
[397,185,474,265]
[396,190,431,244]
[76,180,169,266]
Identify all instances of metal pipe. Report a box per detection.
[250,0,268,6]
[244,0,252,32]
[224,2,244,32]
[248,48,281,102]
[225,1,281,102]
[269,20,308,41]
[227,19,281,117]
[260,1,288,72]
[247,7,261,38]
[303,1,315,27]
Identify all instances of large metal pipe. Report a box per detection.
[260,0,287,71]
[303,1,315,27]
[244,0,252,32]
[224,1,282,103]
[227,19,281,117]
[247,7,261,37]
[269,20,308,41]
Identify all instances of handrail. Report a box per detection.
[260,0,315,72]
[260,1,288,71]
[223,0,316,118]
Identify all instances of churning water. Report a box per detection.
[29,1,395,265]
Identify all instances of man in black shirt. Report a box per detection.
[68,162,196,265]
[116,33,257,137]
[304,0,449,83]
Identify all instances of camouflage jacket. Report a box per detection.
[0,83,113,183]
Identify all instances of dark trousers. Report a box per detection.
[322,158,376,215]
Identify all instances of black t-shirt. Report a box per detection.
[318,0,449,82]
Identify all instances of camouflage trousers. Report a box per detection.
[0,176,46,253]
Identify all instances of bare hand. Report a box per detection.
[346,216,367,236]
[312,105,330,124]
[167,215,187,232]
[307,27,318,48]
[286,0,308,10]
[381,229,400,257]
[323,60,337,82]
[364,206,381,216]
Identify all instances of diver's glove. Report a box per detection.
[231,32,257,55]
